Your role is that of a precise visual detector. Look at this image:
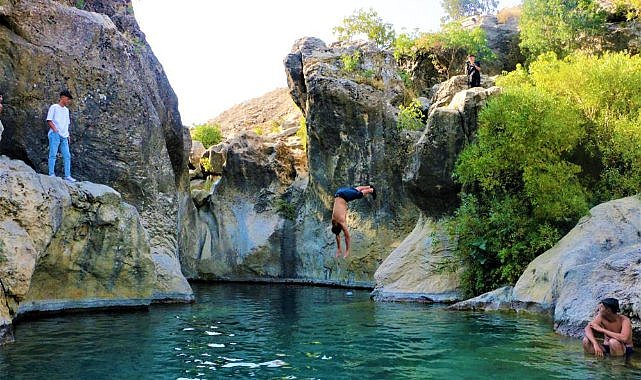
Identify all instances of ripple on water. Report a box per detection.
[1,284,641,380]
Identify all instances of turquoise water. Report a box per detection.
[1,283,640,379]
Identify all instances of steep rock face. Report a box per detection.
[285,38,418,283]
[451,196,641,344]
[0,154,156,344]
[184,133,306,279]
[0,0,194,300]
[372,216,461,302]
[373,77,500,301]
[404,80,501,214]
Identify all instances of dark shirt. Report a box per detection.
[466,61,481,87]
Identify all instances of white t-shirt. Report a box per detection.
[46,104,70,138]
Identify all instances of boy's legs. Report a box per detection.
[60,137,71,178]
[355,185,374,195]
[48,132,61,176]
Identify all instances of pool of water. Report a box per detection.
[1,283,640,379]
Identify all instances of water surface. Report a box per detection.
[1,283,640,379]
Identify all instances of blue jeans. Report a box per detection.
[48,132,71,177]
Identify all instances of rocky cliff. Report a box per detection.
[0,0,194,300]
[0,149,157,344]
[451,196,641,344]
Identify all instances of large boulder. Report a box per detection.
[0,0,195,300]
[372,216,461,302]
[0,155,156,343]
[451,196,641,344]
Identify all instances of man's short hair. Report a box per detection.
[601,298,620,313]
[60,90,73,100]
[331,222,342,235]
[468,54,476,58]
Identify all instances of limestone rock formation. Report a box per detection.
[372,216,461,302]
[0,0,194,300]
[451,196,641,344]
[404,80,501,213]
[184,132,306,279]
[0,155,156,344]
[285,38,418,283]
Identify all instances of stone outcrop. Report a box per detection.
[404,78,501,213]
[284,38,418,283]
[372,216,461,302]
[402,15,521,96]
[0,0,194,300]
[372,76,500,301]
[0,154,156,344]
[183,132,306,279]
[451,196,641,344]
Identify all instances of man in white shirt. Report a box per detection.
[47,90,76,182]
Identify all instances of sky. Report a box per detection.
[131,0,522,126]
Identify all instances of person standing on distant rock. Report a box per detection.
[47,90,76,182]
[331,185,376,258]
[583,298,633,357]
[465,54,481,88]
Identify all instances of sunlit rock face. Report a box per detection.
[0,155,156,344]
[284,38,418,283]
[0,0,195,300]
[451,196,641,344]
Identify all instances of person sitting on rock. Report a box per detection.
[583,298,633,357]
[331,185,376,258]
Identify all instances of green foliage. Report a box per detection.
[191,123,223,148]
[75,0,85,9]
[519,0,606,61]
[397,99,425,131]
[397,22,495,78]
[341,50,361,73]
[200,157,213,174]
[297,116,308,151]
[613,0,641,19]
[275,199,297,220]
[451,51,641,296]
[441,0,499,20]
[254,127,264,136]
[333,8,396,49]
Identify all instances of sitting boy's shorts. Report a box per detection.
[334,187,363,202]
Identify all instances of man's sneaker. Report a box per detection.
[65,176,77,183]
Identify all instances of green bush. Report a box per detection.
[275,199,297,220]
[333,8,396,49]
[451,51,641,296]
[191,123,223,148]
[341,50,361,73]
[395,22,495,79]
[519,0,606,61]
[397,99,424,131]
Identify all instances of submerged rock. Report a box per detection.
[451,196,641,344]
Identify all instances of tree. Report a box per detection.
[412,22,495,78]
[441,0,499,20]
[519,0,606,60]
[333,8,396,49]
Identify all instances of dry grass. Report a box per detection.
[497,6,522,24]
